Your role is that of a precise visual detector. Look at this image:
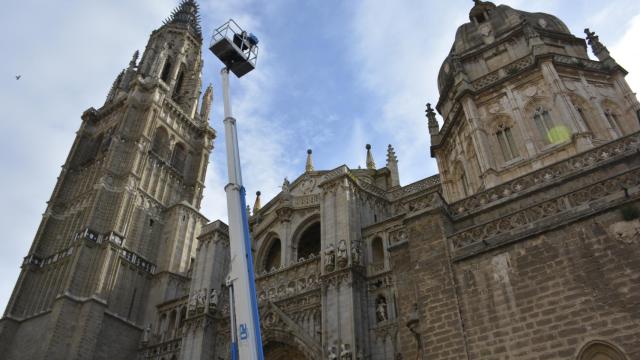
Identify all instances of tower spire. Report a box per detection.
[366,144,376,170]
[164,0,202,40]
[426,103,439,136]
[386,144,400,188]
[305,149,314,172]
[253,191,262,212]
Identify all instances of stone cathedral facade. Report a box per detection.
[1,1,640,359]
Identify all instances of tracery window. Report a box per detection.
[575,106,593,133]
[533,106,555,144]
[495,123,518,162]
[604,109,622,137]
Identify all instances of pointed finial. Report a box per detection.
[200,83,214,121]
[386,144,398,165]
[366,144,376,170]
[129,50,140,67]
[164,0,202,39]
[426,103,440,135]
[386,144,400,187]
[253,191,262,212]
[305,149,314,172]
[584,28,610,60]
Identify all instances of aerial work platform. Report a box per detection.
[210,19,259,78]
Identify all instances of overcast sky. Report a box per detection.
[0,0,639,312]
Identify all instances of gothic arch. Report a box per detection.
[601,99,625,137]
[291,215,321,261]
[522,97,570,147]
[577,340,627,360]
[262,328,320,360]
[490,114,521,164]
[152,126,170,159]
[569,94,599,135]
[257,232,282,273]
[171,142,187,173]
[370,236,384,265]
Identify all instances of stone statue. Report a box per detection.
[351,243,362,265]
[337,240,348,268]
[325,244,335,271]
[376,296,389,322]
[340,343,353,360]
[282,178,291,193]
[208,289,219,309]
[196,288,206,310]
[142,323,151,343]
[328,345,338,360]
[188,292,197,313]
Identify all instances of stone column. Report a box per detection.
[179,221,229,360]
[319,173,370,359]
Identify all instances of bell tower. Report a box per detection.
[0,1,216,359]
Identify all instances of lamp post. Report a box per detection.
[209,19,263,360]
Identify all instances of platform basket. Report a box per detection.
[209,19,259,78]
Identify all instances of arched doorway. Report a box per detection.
[264,341,309,360]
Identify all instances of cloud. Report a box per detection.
[611,14,640,91]
[347,1,465,184]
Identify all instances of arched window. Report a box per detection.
[578,341,627,360]
[171,142,187,173]
[172,68,185,101]
[161,57,173,83]
[574,106,592,132]
[533,107,555,144]
[167,309,177,339]
[495,123,518,162]
[297,222,321,260]
[636,109,640,125]
[178,307,186,329]
[371,237,384,265]
[604,109,622,137]
[264,239,282,271]
[452,161,468,199]
[152,127,169,158]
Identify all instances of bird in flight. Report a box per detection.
[15,75,21,80]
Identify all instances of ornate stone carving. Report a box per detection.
[451,167,640,252]
[336,240,348,268]
[351,241,362,266]
[208,289,218,309]
[340,343,353,360]
[324,244,336,272]
[328,345,338,360]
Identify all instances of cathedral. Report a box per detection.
[1,0,640,359]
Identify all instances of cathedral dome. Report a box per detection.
[437,1,571,94]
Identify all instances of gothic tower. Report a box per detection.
[0,2,215,359]
[429,0,640,203]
